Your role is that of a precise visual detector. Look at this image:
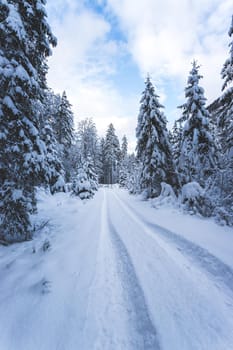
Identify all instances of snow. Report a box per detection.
[0,187,233,350]
[3,95,18,115]
[125,189,233,269]
[6,3,26,41]
[152,182,177,207]
[0,131,7,140]
[181,181,204,201]
[12,189,23,201]
[53,174,65,191]
[15,64,30,81]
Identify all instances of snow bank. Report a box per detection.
[180,181,213,217]
[152,182,177,208]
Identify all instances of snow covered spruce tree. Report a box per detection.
[213,15,233,224]
[170,119,183,168]
[222,15,233,91]
[53,91,74,180]
[136,76,178,198]
[77,118,98,161]
[85,155,98,192]
[41,120,65,194]
[55,91,74,148]
[119,135,128,187]
[36,90,65,192]
[220,16,233,166]
[126,154,142,194]
[0,0,57,242]
[98,137,106,184]
[104,123,121,184]
[178,61,217,187]
[72,156,98,200]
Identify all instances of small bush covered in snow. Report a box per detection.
[72,170,93,200]
[214,207,233,227]
[72,157,98,200]
[152,182,177,208]
[180,182,214,217]
[50,175,66,194]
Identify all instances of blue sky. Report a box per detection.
[46,0,233,151]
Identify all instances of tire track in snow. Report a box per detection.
[106,204,160,349]
[81,190,160,350]
[112,191,233,294]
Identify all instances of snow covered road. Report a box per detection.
[0,188,233,350]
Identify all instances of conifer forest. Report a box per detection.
[0,2,233,350]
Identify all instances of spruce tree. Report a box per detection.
[36,91,65,191]
[55,91,74,148]
[77,118,98,164]
[119,135,128,187]
[170,120,183,168]
[219,15,233,162]
[121,135,128,160]
[72,156,98,199]
[213,15,233,224]
[0,0,56,242]
[104,124,121,184]
[178,61,217,187]
[52,91,74,181]
[136,76,177,198]
[221,15,233,91]
[41,120,65,194]
[98,137,106,184]
[85,155,99,193]
[64,133,82,183]
[127,155,142,194]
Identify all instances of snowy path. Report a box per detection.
[111,190,233,292]
[0,188,233,349]
[107,189,233,349]
[82,190,160,349]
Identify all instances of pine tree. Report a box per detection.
[98,137,106,184]
[219,15,233,162]
[121,135,128,160]
[64,133,82,183]
[36,91,65,191]
[119,135,128,187]
[76,118,102,183]
[77,118,98,163]
[211,15,233,225]
[221,15,233,91]
[170,120,183,167]
[178,61,217,186]
[53,91,74,181]
[136,76,177,198]
[72,167,92,200]
[42,90,61,133]
[41,120,65,194]
[104,123,121,184]
[54,91,74,148]
[0,0,56,242]
[85,155,99,193]
[126,154,142,194]
[72,156,98,200]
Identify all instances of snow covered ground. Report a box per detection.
[0,187,233,350]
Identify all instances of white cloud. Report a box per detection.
[47,5,113,80]
[106,0,233,101]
